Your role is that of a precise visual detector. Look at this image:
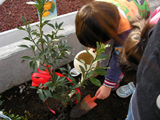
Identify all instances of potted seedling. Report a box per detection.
[18,0,110,114]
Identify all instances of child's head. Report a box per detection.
[75,1,120,48]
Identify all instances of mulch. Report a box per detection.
[0,0,93,32]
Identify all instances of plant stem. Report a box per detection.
[39,1,55,81]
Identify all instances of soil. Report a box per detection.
[0,0,131,120]
[0,62,131,120]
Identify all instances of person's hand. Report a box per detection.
[95,85,111,100]
[88,47,96,52]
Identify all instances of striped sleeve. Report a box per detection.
[103,78,117,88]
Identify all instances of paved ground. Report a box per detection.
[148,0,160,13]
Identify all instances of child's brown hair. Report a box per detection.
[75,1,120,48]
[120,16,154,82]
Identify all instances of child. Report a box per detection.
[116,6,160,98]
[75,0,150,99]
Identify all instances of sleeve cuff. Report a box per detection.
[103,79,117,88]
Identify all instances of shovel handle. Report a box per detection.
[91,96,97,102]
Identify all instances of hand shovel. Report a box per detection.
[70,94,97,118]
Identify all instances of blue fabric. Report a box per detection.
[105,29,131,83]
[125,91,135,120]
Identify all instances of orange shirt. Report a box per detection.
[96,0,150,34]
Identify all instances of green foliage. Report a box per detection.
[3,110,30,120]
[0,95,30,120]
[73,42,110,87]
[18,0,110,105]
[0,95,3,106]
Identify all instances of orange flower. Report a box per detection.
[42,1,55,17]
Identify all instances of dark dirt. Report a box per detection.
[0,62,131,120]
[0,0,131,120]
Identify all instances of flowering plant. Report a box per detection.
[18,0,110,112]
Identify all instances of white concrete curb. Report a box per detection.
[0,11,84,93]
[0,0,5,5]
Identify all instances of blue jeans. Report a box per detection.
[125,91,135,120]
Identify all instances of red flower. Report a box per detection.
[31,68,72,87]
[31,66,81,105]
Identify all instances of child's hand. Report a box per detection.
[88,47,96,53]
[95,85,111,100]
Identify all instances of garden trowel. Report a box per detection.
[70,94,97,118]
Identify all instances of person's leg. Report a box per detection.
[125,91,135,120]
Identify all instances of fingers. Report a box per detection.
[95,85,111,100]
[88,47,96,52]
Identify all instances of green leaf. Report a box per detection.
[51,3,55,12]
[32,32,40,36]
[96,54,109,61]
[26,21,33,24]
[30,45,36,51]
[94,69,108,76]
[67,64,71,71]
[42,20,50,27]
[36,0,41,4]
[23,37,30,40]
[85,49,94,61]
[29,61,33,68]
[76,57,85,64]
[79,65,85,74]
[39,51,45,57]
[44,20,50,24]
[18,45,29,48]
[43,81,53,87]
[65,46,73,49]
[21,56,31,60]
[21,15,25,23]
[59,67,68,72]
[36,59,40,68]
[37,39,46,44]
[53,93,60,100]
[76,92,81,102]
[49,86,56,92]
[44,35,49,42]
[32,63,37,72]
[58,22,64,29]
[27,26,31,33]
[57,77,66,83]
[55,22,58,29]
[38,89,47,102]
[34,4,41,12]
[86,71,94,78]
[65,95,70,103]
[18,27,25,30]
[30,86,37,89]
[55,35,65,39]
[105,44,110,48]
[47,23,55,29]
[44,89,52,98]
[89,78,101,86]
[53,73,58,83]
[47,63,55,69]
